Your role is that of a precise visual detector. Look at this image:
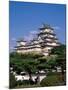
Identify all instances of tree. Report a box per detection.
[56,56,66,82]
[9,72,17,88]
[10,52,41,82]
[21,60,38,81]
[50,44,66,82]
[51,44,66,56]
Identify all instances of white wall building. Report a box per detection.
[15,24,60,56]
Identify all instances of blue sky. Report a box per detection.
[9,1,66,51]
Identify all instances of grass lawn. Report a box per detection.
[14,84,41,89]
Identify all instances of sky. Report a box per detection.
[9,1,66,51]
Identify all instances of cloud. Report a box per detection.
[24,34,34,41]
[24,30,38,42]
[53,26,60,30]
[11,38,16,41]
[9,46,14,52]
[10,46,13,50]
[30,30,38,34]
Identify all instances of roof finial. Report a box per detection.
[41,22,45,28]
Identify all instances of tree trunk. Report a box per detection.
[61,66,65,82]
[29,73,32,81]
[35,71,40,84]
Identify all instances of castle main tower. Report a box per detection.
[38,24,60,55]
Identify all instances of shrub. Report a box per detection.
[23,80,34,85]
[17,80,23,86]
[9,73,17,88]
[40,74,63,86]
[47,72,61,76]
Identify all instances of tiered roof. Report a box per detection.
[16,38,26,42]
[43,36,58,40]
[37,24,60,47]
[39,24,54,30]
[38,32,56,36]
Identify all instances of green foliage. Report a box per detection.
[50,44,66,81]
[17,80,34,86]
[20,80,30,85]
[51,44,66,56]
[9,49,66,88]
[47,72,60,76]
[10,52,45,81]
[10,52,46,73]
[9,72,17,89]
[17,80,23,86]
[40,73,63,86]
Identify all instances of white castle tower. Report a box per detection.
[38,24,60,55]
[15,38,27,53]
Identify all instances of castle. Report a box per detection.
[15,24,60,56]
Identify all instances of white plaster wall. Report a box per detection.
[17,42,26,46]
[33,48,41,52]
[44,29,50,32]
[20,42,26,45]
[16,50,22,53]
[44,29,53,33]
[52,43,57,46]
[46,47,52,50]
[34,45,41,47]
[46,43,57,46]
[43,53,49,56]
[33,41,38,44]
[15,74,46,82]
[17,48,41,54]
[48,35,54,38]
[46,38,52,41]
